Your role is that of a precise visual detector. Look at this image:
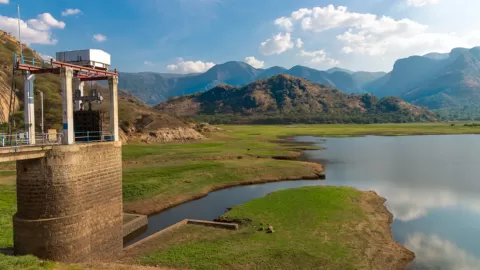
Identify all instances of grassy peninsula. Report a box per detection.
[124,187,413,269]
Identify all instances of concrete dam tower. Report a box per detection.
[11,49,123,262]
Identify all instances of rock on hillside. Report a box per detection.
[156,74,437,124]
[92,86,205,144]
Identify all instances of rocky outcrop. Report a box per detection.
[136,127,205,143]
[0,69,17,123]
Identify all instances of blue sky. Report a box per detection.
[0,0,479,73]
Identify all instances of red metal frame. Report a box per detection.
[50,59,117,76]
[15,59,117,81]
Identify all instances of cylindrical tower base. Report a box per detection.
[13,212,91,262]
[13,142,123,263]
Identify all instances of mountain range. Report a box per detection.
[156,74,437,124]
[368,47,480,109]
[117,63,386,105]
[118,46,480,110]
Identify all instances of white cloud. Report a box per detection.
[270,4,480,65]
[27,13,65,31]
[93,34,107,42]
[245,56,264,68]
[274,17,293,32]
[295,38,303,48]
[298,49,339,66]
[62,8,82,16]
[0,0,9,4]
[406,0,440,7]
[167,58,215,73]
[39,53,53,61]
[405,233,480,269]
[0,15,58,44]
[144,61,154,66]
[259,32,294,55]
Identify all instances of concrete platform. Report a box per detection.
[123,213,148,237]
[0,146,51,162]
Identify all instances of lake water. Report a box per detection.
[127,135,480,269]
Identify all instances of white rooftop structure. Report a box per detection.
[56,49,111,70]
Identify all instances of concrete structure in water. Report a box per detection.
[9,50,124,262]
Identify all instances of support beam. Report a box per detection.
[23,72,35,145]
[61,67,74,145]
[30,68,60,75]
[108,76,119,142]
[51,60,117,76]
[80,76,109,82]
[74,78,84,111]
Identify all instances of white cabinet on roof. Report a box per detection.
[56,49,111,70]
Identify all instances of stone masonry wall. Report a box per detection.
[14,141,123,263]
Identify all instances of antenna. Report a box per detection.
[17,4,22,58]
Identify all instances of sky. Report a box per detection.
[0,0,479,73]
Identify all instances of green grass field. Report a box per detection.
[122,123,480,213]
[0,123,478,268]
[133,186,412,270]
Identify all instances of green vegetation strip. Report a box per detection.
[0,254,56,270]
[122,123,480,206]
[139,187,366,270]
[0,185,57,269]
[0,185,15,249]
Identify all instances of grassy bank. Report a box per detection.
[0,123,478,268]
[124,186,414,269]
[122,123,480,214]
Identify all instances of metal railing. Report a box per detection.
[0,132,63,149]
[0,130,113,150]
[14,54,52,69]
[74,131,114,143]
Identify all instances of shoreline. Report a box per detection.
[122,135,416,268]
[124,160,324,216]
[124,136,326,216]
[122,187,415,269]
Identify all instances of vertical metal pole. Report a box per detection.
[39,90,44,135]
[24,72,35,145]
[17,5,22,58]
[74,78,84,111]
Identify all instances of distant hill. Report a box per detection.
[128,46,480,111]
[117,62,384,105]
[156,75,437,124]
[369,46,480,109]
[326,67,354,74]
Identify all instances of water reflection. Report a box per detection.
[405,233,480,269]
[127,135,480,268]
[369,185,480,222]
[297,135,480,268]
